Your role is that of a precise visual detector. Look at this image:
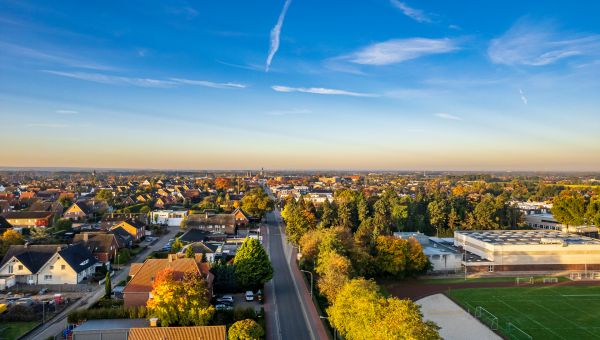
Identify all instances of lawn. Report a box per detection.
[447,285,600,339]
[0,321,40,340]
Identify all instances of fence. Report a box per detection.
[464,302,533,340]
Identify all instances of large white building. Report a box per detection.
[455,230,600,276]
[150,210,188,227]
[394,232,462,273]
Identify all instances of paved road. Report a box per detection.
[27,226,182,340]
[263,206,328,340]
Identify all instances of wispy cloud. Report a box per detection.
[266,108,312,116]
[272,85,378,97]
[55,110,78,115]
[434,113,462,121]
[43,71,246,89]
[488,19,600,66]
[266,0,292,72]
[167,6,198,19]
[216,60,265,72]
[389,0,431,23]
[519,88,528,105]
[338,38,458,66]
[43,70,177,88]
[170,78,246,89]
[0,41,113,71]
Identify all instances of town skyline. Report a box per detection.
[2,0,600,170]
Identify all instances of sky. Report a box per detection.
[1,0,600,171]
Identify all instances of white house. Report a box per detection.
[150,210,188,227]
[0,244,97,285]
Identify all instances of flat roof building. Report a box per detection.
[455,230,600,276]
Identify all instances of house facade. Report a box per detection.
[110,220,146,242]
[1,211,54,228]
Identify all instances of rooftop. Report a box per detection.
[455,230,600,246]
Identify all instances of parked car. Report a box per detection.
[245,291,254,302]
[215,304,233,311]
[38,288,48,295]
[216,295,234,304]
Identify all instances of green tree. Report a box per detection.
[552,193,586,226]
[356,193,370,223]
[139,205,151,214]
[587,199,600,226]
[54,218,73,231]
[170,237,183,253]
[95,189,114,202]
[427,199,449,236]
[234,238,273,290]
[185,245,195,258]
[319,199,337,228]
[228,319,265,340]
[104,272,112,299]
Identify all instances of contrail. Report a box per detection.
[266,0,292,72]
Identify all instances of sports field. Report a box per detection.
[447,285,600,339]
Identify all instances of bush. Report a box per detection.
[67,306,147,324]
[0,304,38,322]
[228,319,265,340]
[233,307,257,322]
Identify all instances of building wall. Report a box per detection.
[0,258,34,283]
[428,253,463,272]
[467,263,600,274]
[37,255,78,284]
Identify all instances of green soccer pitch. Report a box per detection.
[447,285,600,339]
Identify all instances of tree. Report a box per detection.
[354,217,375,252]
[54,218,73,231]
[104,272,112,299]
[447,208,460,230]
[215,177,232,191]
[234,238,273,290]
[587,199,600,226]
[427,199,449,236]
[0,229,24,257]
[373,236,409,278]
[241,188,274,219]
[552,193,586,226]
[406,237,431,276]
[328,278,440,340]
[228,319,265,340]
[140,205,151,214]
[95,189,114,201]
[356,193,370,223]
[319,199,337,228]
[147,269,214,326]
[30,227,49,240]
[316,251,352,302]
[211,261,237,293]
[171,238,183,253]
[185,245,195,258]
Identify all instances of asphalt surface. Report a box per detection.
[264,210,314,340]
[27,226,182,340]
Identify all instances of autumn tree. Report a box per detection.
[228,319,265,340]
[215,177,232,191]
[328,278,440,340]
[185,245,195,258]
[282,199,317,245]
[0,229,24,258]
[241,188,274,219]
[587,199,600,226]
[373,236,429,278]
[316,251,353,302]
[234,237,273,290]
[147,269,214,326]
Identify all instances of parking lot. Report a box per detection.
[214,292,263,312]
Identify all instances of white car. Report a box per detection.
[245,291,254,301]
[216,295,234,304]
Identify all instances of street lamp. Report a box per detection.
[300,270,313,298]
[319,316,337,340]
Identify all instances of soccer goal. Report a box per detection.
[515,277,534,285]
[475,306,499,330]
[508,322,532,340]
[543,277,559,284]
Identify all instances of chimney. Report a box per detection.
[149,318,158,327]
[205,212,209,219]
[83,233,88,242]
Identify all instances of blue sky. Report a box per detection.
[1,0,600,170]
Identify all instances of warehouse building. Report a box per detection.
[455,230,600,275]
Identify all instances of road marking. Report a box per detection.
[266,214,283,340]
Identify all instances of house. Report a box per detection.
[149,210,187,227]
[100,213,148,230]
[73,232,119,265]
[0,216,12,232]
[232,208,250,227]
[110,228,134,248]
[1,211,54,228]
[123,253,213,308]
[29,200,64,215]
[63,201,94,221]
[71,319,226,340]
[187,212,236,235]
[180,242,220,263]
[0,243,97,285]
[110,219,146,242]
[0,200,11,213]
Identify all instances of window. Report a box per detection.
[50,265,54,270]
[18,265,23,270]
[488,265,494,273]
[61,265,66,270]
[8,265,13,274]
[45,275,52,280]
